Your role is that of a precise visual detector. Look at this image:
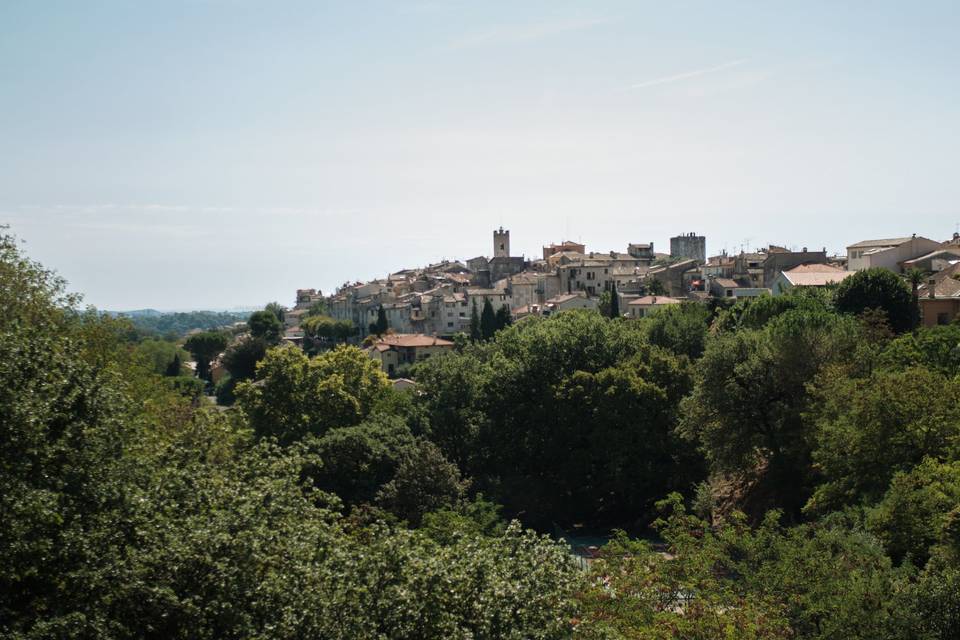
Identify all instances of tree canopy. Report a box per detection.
[248,309,283,342]
[6,225,960,639]
[184,330,229,381]
[834,267,914,333]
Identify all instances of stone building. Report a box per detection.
[494,227,510,258]
[543,240,586,260]
[366,334,455,376]
[670,233,707,262]
[918,263,960,327]
[847,235,941,273]
[487,228,526,282]
[761,247,828,287]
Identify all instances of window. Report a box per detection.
[447,322,454,327]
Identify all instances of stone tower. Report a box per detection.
[493,227,510,258]
[670,232,706,262]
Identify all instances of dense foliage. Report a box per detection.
[4,231,960,640]
[834,267,914,333]
[416,311,707,528]
[0,232,579,639]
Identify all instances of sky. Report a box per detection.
[1,0,959,310]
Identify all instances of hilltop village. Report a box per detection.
[277,227,960,375]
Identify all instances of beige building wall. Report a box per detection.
[848,237,940,272]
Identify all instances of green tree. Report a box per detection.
[494,304,511,332]
[577,528,791,639]
[878,323,960,376]
[221,335,269,382]
[134,338,187,375]
[238,345,390,445]
[305,316,356,350]
[577,496,915,640]
[0,229,583,640]
[417,310,699,526]
[265,301,286,323]
[303,314,336,353]
[306,299,327,317]
[609,283,620,318]
[807,366,960,514]
[410,345,490,469]
[866,458,960,565]
[306,414,417,507]
[597,290,612,317]
[480,299,497,341]
[901,560,960,640]
[680,309,860,518]
[303,313,336,339]
[546,358,700,523]
[376,438,470,526]
[644,301,711,359]
[469,300,481,342]
[248,309,282,342]
[420,494,506,545]
[713,292,829,333]
[645,277,666,296]
[906,267,926,330]
[165,352,183,376]
[184,330,229,382]
[373,305,388,336]
[834,267,913,333]
[334,319,356,342]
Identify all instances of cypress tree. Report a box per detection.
[610,283,620,318]
[374,305,389,335]
[495,305,512,331]
[480,299,497,341]
[469,301,482,342]
[165,353,182,377]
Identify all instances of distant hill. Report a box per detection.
[107,308,165,318]
[109,310,251,337]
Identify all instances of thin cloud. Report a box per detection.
[628,59,747,90]
[451,17,609,49]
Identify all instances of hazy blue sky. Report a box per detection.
[2,1,958,309]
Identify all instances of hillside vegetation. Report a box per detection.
[3,230,959,639]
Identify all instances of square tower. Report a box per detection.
[494,227,510,258]
[670,232,706,262]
